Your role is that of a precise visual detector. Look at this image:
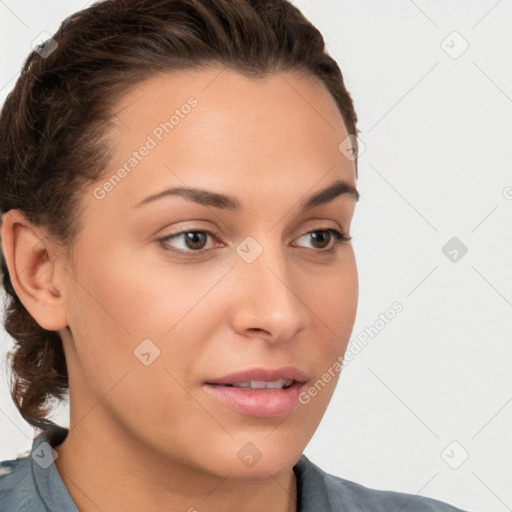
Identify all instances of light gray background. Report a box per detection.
[0,2,511,511]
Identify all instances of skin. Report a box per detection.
[2,67,359,512]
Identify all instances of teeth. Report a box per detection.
[230,379,293,389]
[265,379,287,389]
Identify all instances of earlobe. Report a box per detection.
[1,209,68,331]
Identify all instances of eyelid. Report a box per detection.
[157,224,351,256]
[293,227,352,247]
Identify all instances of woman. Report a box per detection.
[0,1,471,510]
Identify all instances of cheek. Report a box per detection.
[307,250,358,346]
[298,252,357,414]
[64,268,207,433]
[68,239,203,337]
[64,242,225,384]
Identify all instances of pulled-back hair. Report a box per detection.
[0,0,359,444]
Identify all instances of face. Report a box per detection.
[57,67,358,479]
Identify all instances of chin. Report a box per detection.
[204,440,303,481]
[223,457,298,482]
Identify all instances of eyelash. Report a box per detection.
[157,228,351,257]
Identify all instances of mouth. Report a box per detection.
[209,378,296,390]
[203,367,308,418]
[204,366,308,387]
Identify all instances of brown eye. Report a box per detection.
[309,231,331,249]
[182,231,208,250]
[159,230,216,253]
[295,229,351,251]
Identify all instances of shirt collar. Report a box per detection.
[30,429,79,511]
[294,454,333,511]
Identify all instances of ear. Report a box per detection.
[1,209,68,331]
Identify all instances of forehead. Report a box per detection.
[112,66,346,125]
[109,66,351,154]
[92,67,355,212]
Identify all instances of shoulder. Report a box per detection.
[0,454,49,512]
[295,455,472,512]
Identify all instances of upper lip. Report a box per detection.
[205,366,308,385]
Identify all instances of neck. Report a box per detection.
[53,421,298,512]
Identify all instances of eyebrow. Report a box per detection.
[134,179,359,212]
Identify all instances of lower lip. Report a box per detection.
[203,382,305,418]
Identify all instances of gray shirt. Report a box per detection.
[0,429,472,511]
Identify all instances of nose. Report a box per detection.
[228,238,310,343]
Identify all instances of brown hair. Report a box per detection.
[0,0,359,444]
